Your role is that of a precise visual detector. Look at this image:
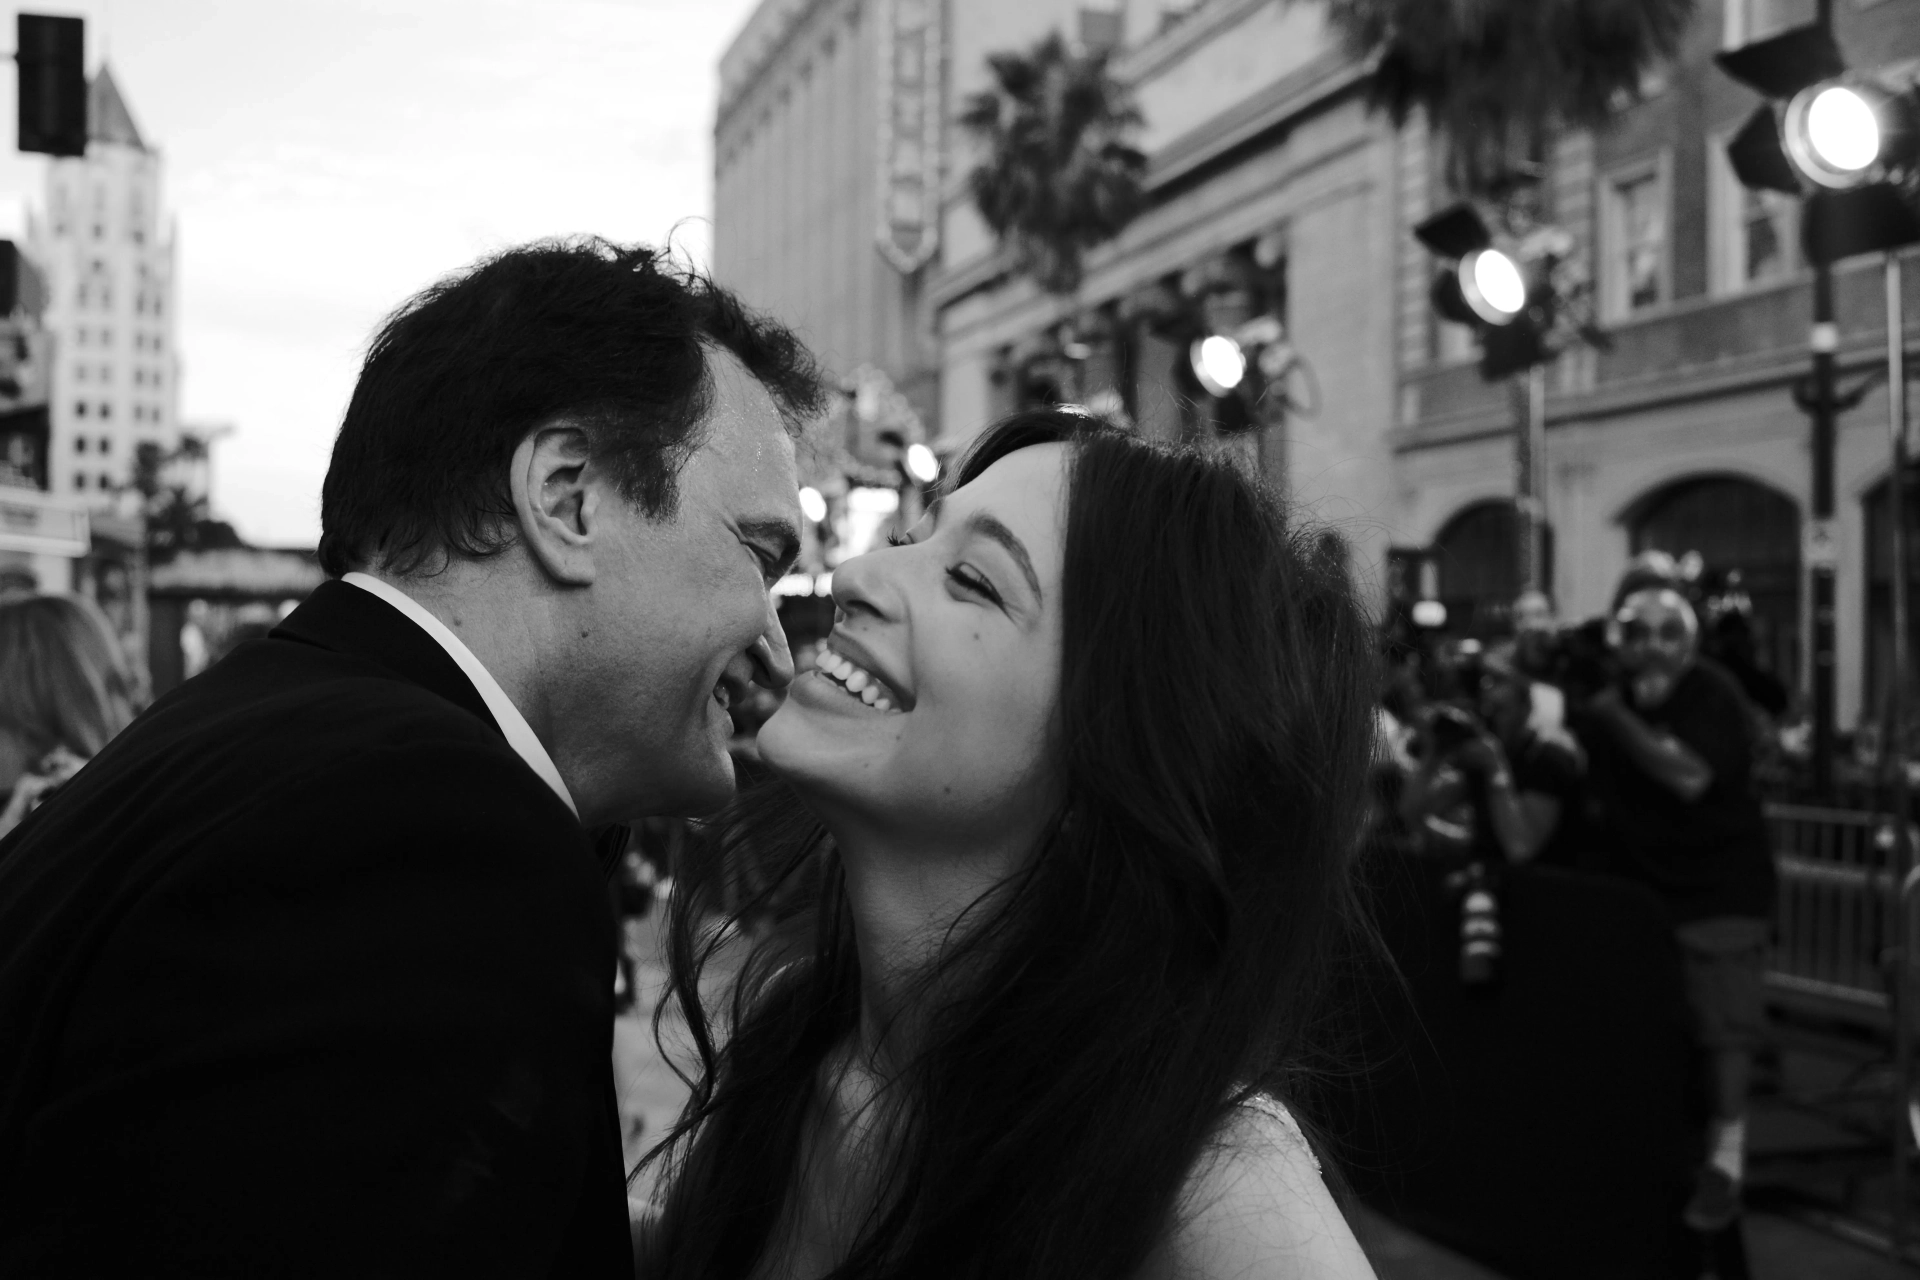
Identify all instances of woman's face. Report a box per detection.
[759,444,1068,851]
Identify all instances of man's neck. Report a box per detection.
[361,566,555,743]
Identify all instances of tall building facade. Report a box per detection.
[714,0,942,428]
[30,66,180,503]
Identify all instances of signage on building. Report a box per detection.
[0,483,89,555]
[875,0,942,274]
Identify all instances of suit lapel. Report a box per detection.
[271,579,503,739]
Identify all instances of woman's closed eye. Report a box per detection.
[886,532,1003,606]
[946,565,1001,605]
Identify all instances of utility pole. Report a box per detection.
[1510,365,1549,594]
[1811,262,1839,794]
[1806,0,1841,796]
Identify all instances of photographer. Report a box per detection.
[1399,643,1589,989]
[1580,584,1775,1234]
[1400,643,1583,868]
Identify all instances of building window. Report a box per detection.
[74,473,85,489]
[97,472,112,490]
[1711,130,1798,294]
[99,403,111,420]
[75,436,86,452]
[75,401,87,417]
[75,364,88,383]
[1602,160,1670,319]
[98,437,110,453]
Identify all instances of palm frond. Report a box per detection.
[1326,0,1697,193]
[958,32,1148,294]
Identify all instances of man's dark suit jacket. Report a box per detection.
[0,580,632,1277]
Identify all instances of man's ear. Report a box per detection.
[510,424,598,587]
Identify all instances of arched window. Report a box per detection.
[1628,475,1800,695]
[1432,500,1555,638]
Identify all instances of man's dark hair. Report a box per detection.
[318,237,824,578]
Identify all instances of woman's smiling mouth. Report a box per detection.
[812,646,906,713]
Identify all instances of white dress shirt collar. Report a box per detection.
[340,572,578,819]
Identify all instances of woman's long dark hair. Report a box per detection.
[637,410,1379,1280]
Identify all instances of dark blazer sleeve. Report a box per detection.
[10,736,623,1278]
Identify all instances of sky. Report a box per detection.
[0,0,762,546]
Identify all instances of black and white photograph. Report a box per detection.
[1,1,1920,1276]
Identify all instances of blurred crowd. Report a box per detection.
[1372,549,1787,1232]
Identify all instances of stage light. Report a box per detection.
[1461,248,1527,324]
[1190,334,1247,396]
[1411,599,1448,629]
[797,485,827,524]
[904,442,939,484]
[1785,82,1885,187]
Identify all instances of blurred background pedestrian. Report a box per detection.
[0,594,142,839]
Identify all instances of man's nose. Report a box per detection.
[750,596,795,691]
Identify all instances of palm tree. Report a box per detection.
[1325,0,1697,194]
[957,32,1148,295]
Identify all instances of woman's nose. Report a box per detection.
[827,545,899,622]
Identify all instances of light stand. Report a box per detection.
[1887,246,1915,1258]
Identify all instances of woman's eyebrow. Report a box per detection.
[961,511,1043,603]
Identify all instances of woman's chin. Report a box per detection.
[757,698,896,815]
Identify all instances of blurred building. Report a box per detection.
[1395,0,1920,730]
[713,0,1401,590]
[931,0,1399,593]
[29,65,181,503]
[711,0,1920,727]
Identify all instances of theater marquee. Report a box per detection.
[876,0,942,274]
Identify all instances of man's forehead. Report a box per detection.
[703,351,791,458]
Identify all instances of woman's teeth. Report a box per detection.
[814,647,899,713]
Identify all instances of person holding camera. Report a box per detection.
[1580,584,1775,1234]
[1400,644,1583,870]
[1398,644,1587,987]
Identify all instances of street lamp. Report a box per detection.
[903,442,940,486]
[1189,334,1246,397]
[1187,315,1301,405]
[1457,248,1528,325]
[797,485,828,524]
[1412,200,1579,597]
[1783,80,1900,185]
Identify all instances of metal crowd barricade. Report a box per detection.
[1763,800,1920,1260]
[1765,802,1901,1021]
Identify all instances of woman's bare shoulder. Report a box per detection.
[1136,1096,1377,1280]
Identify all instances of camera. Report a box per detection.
[1519,617,1621,702]
[1425,702,1484,757]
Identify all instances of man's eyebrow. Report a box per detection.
[962,511,1043,603]
[740,517,800,573]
